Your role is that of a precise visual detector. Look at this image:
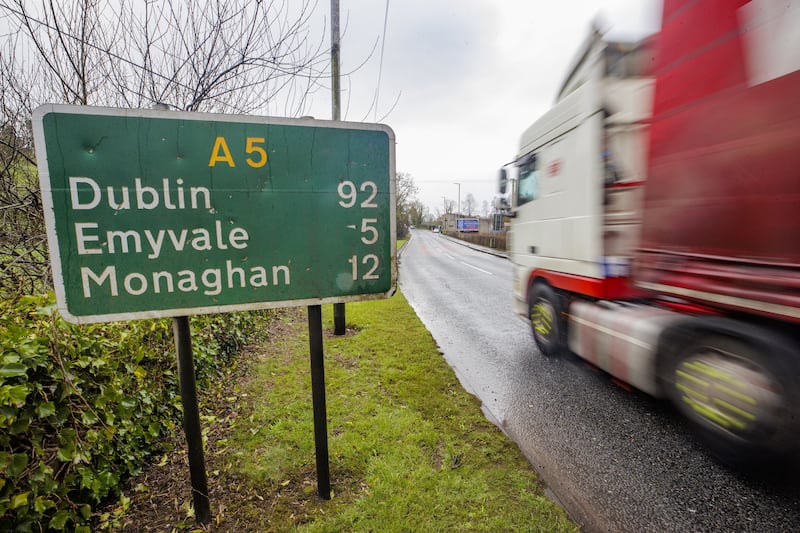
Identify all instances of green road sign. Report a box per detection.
[33,105,396,324]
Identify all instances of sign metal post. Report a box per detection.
[307,304,331,499]
[172,316,211,523]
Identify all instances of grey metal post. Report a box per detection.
[331,0,341,121]
[331,0,346,335]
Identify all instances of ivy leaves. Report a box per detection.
[0,293,263,530]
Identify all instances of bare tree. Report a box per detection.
[407,199,427,227]
[0,33,50,297]
[395,172,418,212]
[463,193,476,216]
[436,199,455,219]
[395,172,419,238]
[1,0,329,114]
[0,0,331,296]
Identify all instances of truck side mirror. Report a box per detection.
[498,168,508,194]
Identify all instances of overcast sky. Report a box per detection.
[305,0,661,216]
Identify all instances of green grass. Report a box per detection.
[216,291,576,531]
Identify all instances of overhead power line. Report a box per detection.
[374,0,389,122]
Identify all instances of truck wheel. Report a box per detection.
[528,282,565,357]
[666,333,798,467]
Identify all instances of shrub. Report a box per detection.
[0,293,264,531]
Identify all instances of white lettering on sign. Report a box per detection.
[69,176,211,211]
[75,220,250,259]
[337,180,378,209]
[66,168,292,305]
[81,261,291,298]
[337,179,383,286]
[74,220,249,259]
[75,222,102,255]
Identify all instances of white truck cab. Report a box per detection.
[501,32,655,318]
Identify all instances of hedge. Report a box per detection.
[0,293,265,531]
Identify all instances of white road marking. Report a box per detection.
[459,261,493,275]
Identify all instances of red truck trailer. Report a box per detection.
[500,0,799,466]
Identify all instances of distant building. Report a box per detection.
[440,213,506,234]
[442,213,458,233]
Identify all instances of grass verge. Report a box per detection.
[118,291,577,531]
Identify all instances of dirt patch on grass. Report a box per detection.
[323,324,362,338]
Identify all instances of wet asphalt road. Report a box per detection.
[398,229,800,533]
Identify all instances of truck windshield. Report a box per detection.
[516,153,538,206]
[604,39,653,78]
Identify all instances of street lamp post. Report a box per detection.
[453,182,461,232]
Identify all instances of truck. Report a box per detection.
[499,0,799,467]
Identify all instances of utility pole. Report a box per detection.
[331,1,341,120]
[331,0,346,336]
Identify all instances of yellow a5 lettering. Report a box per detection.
[245,137,267,168]
[209,136,235,167]
[208,136,268,168]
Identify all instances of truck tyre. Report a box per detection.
[665,331,800,468]
[528,282,566,357]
